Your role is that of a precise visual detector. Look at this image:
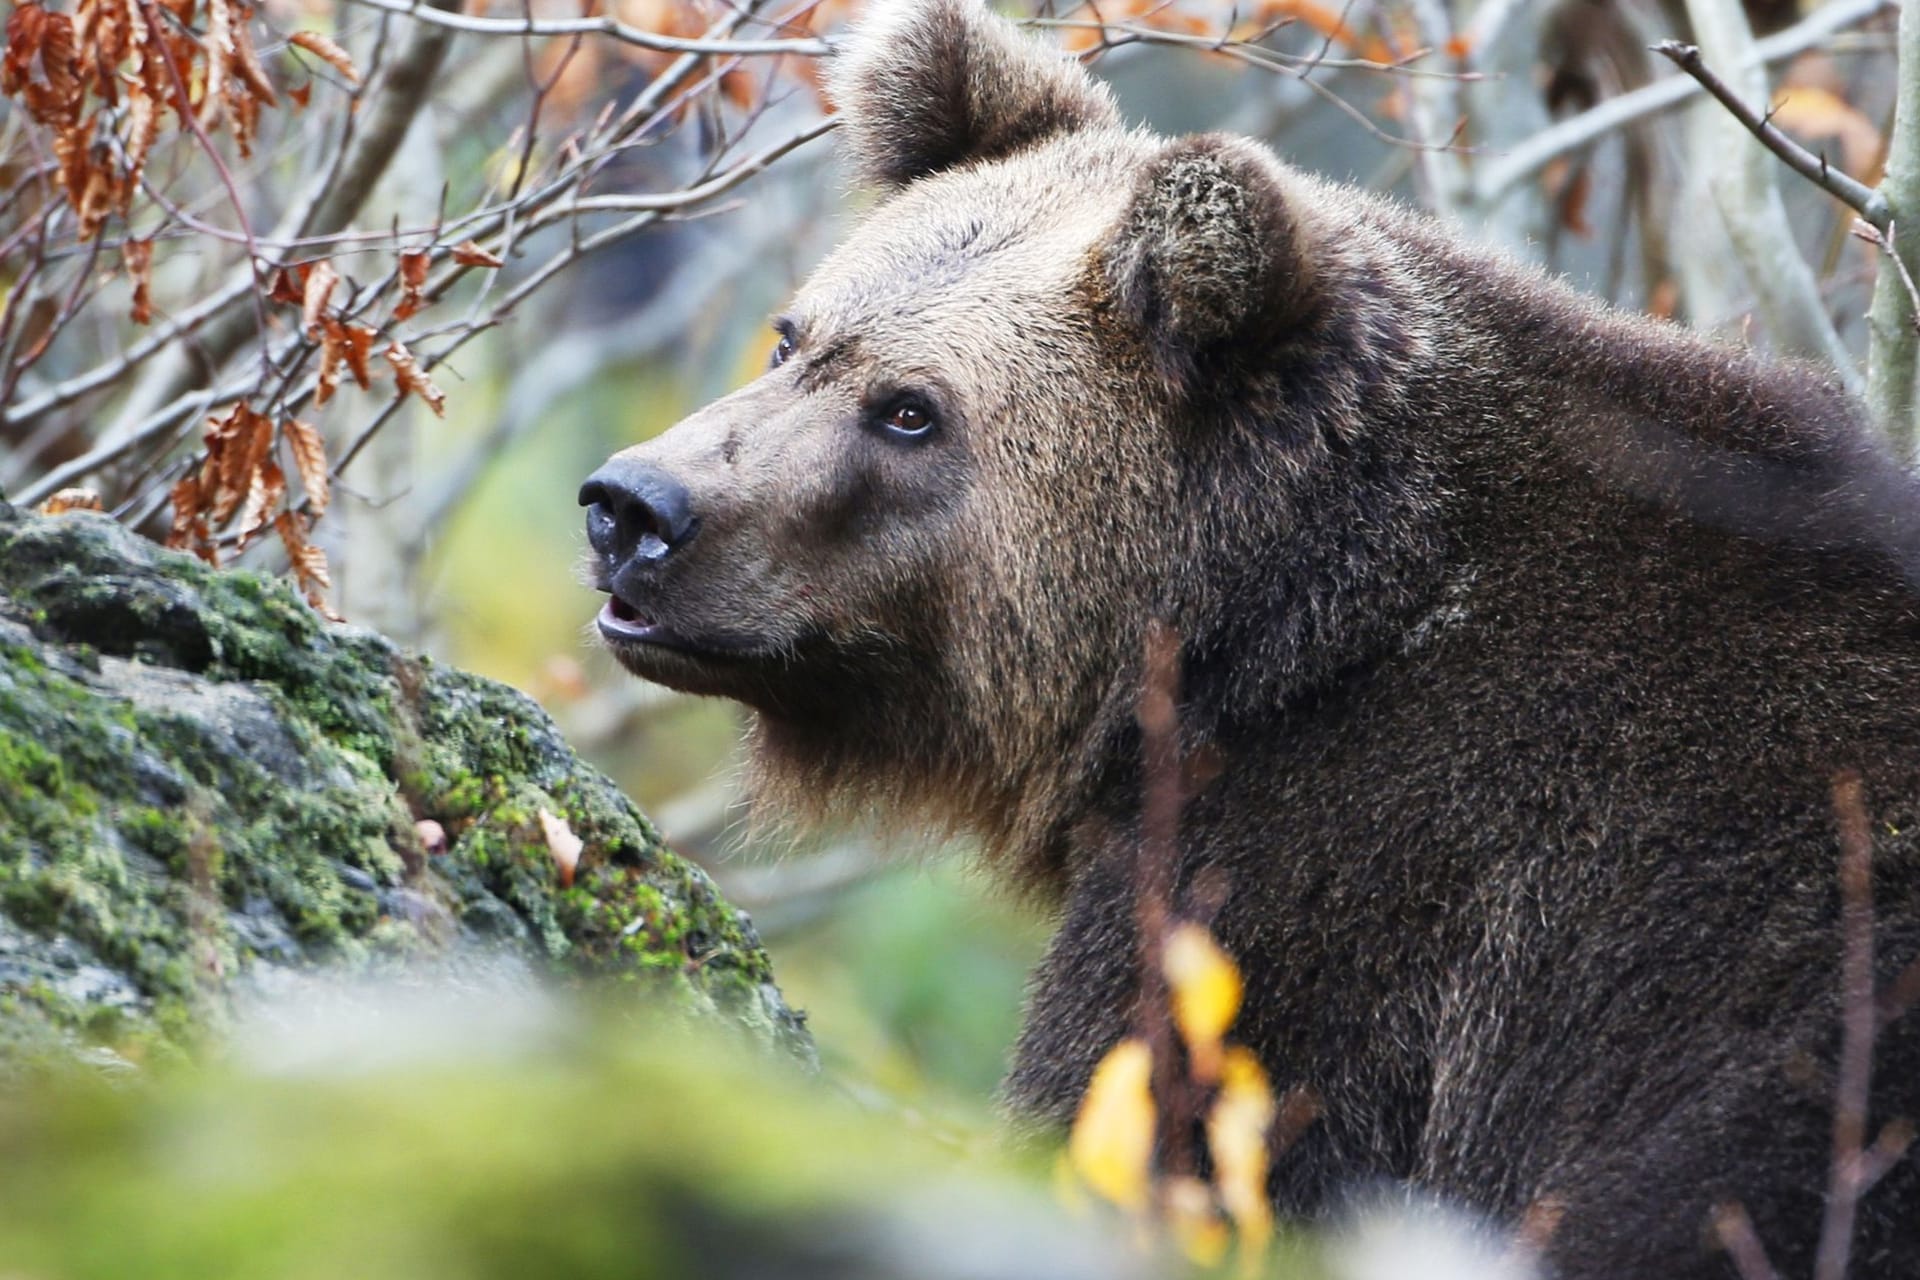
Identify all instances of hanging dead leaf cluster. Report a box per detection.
[1056,623,1304,1277]
[166,401,335,614]
[1064,919,1286,1276]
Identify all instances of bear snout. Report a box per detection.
[579,457,699,568]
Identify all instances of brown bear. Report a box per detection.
[578,1,1920,1273]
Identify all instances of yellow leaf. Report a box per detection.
[1209,1046,1278,1274]
[1166,1175,1231,1267]
[1067,1037,1156,1213]
[1164,921,1242,1082]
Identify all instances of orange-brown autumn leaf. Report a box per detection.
[450,240,503,269]
[289,29,360,84]
[167,473,216,565]
[301,259,338,337]
[395,248,430,320]
[201,401,274,526]
[4,4,84,128]
[385,340,446,416]
[284,417,330,516]
[316,316,376,404]
[229,8,278,109]
[1067,1036,1155,1213]
[235,457,286,549]
[275,509,338,618]
[37,487,103,515]
[268,263,308,305]
[124,237,153,324]
[538,808,583,888]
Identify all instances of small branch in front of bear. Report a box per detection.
[1711,1202,1782,1280]
[1652,40,1890,232]
[1134,617,1200,1180]
[1814,769,1879,1280]
[1849,220,1920,335]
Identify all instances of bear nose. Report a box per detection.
[579,459,697,563]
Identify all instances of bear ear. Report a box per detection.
[827,0,1121,189]
[1102,134,1318,389]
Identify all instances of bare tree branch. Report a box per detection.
[1815,770,1877,1280]
[1652,40,1889,228]
[1866,0,1920,455]
[1678,0,1861,386]
[1476,0,1892,204]
[340,0,829,56]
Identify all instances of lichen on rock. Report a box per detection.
[0,501,810,1073]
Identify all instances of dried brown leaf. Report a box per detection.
[450,240,503,269]
[275,510,338,618]
[235,457,286,548]
[230,7,278,108]
[268,263,307,305]
[395,248,429,321]
[204,402,273,526]
[200,0,235,124]
[288,30,359,84]
[4,4,84,128]
[37,487,103,515]
[167,473,217,565]
[316,317,375,404]
[316,319,343,405]
[340,321,375,388]
[284,417,330,516]
[301,259,338,337]
[385,340,446,416]
[124,237,153,325]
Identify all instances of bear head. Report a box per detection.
[580,0,1429,887]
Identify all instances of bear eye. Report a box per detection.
[876,397,936,442]
[769,332,796,369]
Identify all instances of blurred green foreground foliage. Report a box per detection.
[0,1003,1258,1280]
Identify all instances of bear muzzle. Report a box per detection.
[579,457,701,648]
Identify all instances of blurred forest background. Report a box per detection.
[0,0,1912,1116]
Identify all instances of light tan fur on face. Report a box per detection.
[594,0,1349,890]
[613,132,1183,875]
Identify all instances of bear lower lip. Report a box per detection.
[597,597,661,643]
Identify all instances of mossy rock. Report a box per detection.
[0,502,810,1073]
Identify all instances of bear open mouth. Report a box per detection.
[597,593,661,644]
[608,595,651,627]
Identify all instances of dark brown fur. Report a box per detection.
[582,3,1920,1273]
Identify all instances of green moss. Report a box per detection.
[0,508,809,1070]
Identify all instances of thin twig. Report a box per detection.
[1712,1202,1782,1280]
[339,0,827,56]
[1136,619,1189,1178]
[1652,40,1889,229]
[1815,770,1877,1280]
[1476,0,1891,202]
